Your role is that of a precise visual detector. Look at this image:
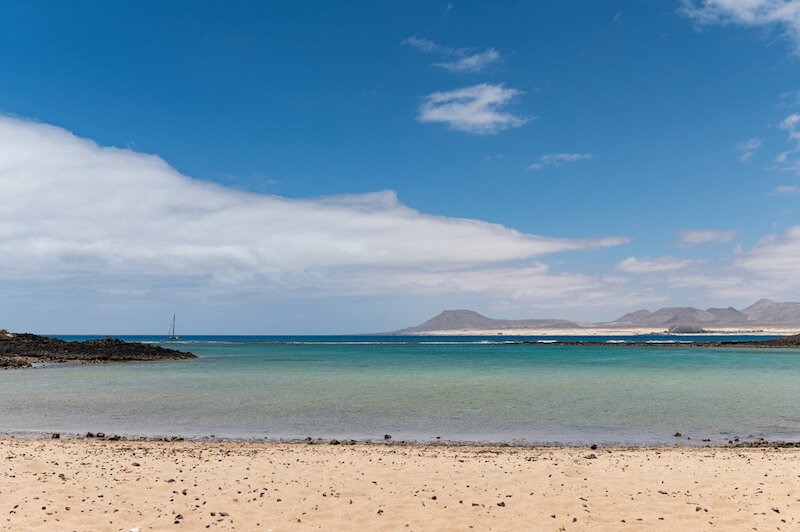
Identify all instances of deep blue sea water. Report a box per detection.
[2,335,800,445]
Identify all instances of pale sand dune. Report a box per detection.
[1,440,799,530]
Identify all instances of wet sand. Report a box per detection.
[1,439,798,530]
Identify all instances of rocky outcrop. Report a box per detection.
[747,333,800,347]
[667,325,707,334]
[0,333,196,369]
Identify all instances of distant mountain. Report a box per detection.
[613,309,654,325]
[395,300,800,334]
[611,299,800,327]
[706,307,748,322]
[613,306,747,326]
[394,309,582,334]
[741,299,800,324]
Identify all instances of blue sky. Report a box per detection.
[1,0,800,333]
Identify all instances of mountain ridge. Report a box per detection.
[394,299,800,334]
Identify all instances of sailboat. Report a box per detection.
[168,314,180,340]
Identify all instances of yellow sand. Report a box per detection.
[1,439,798,530]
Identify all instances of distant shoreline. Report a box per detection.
[391,326,799,336]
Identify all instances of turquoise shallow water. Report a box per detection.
[2,336,800,444]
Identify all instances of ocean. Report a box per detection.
[2,335,800,445]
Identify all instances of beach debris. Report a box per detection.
[497,501,505,507]
[219,511,230,517]
[673,432,682,437]
[330,439,341,445]
[132,462,140,467]
[51,433,60,439]
[86,432,95,438]
[96,432,106,438]
[590,444,597,450]
[384,434,392,440]
[772,507,780,513]
[658,490,668,495]
[585,453,597,459]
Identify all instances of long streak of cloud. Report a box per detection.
[0,115,624,300]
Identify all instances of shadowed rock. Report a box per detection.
[0,332,196,369]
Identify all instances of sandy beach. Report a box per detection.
[1,439,798,530]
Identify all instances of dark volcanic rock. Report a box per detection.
[0,355,31,369]
[0,333,196,368]
[750,333,800,347]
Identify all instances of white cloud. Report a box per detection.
[654,227,800,301]
[616,256,694,274]
[529,152,592,171]
[680,229,738,244]
[7,117,800,325]
[781,113,800,140]
[403,36,450,54]
[0,115,627,303]
[418,84,528,134]
[736,137,762,162]
[682,0,800,52]
[436,49,501,73]
[402,36,501,73]
[771,113,800,172]
[736,225,800,281]
[772,184,799,194]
